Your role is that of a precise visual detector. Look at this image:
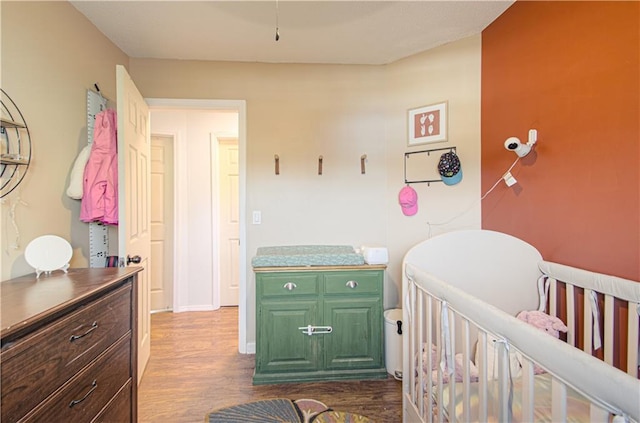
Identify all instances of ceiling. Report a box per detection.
[70,1,513,66]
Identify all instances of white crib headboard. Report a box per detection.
[403,229,543,316]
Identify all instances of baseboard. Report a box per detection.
[175,304,216,312]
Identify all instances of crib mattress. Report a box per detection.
[436,373,591,423]
[251,245,365,267]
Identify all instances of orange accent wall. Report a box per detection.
[481,1,639,281]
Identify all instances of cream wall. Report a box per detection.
[129,37,481,344]
[0,2,129,280]
[1,1,481,348]
[129,60,389,344]
[384,35,482,299]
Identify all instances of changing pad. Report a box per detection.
[251,245,365,267]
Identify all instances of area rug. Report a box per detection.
[207,398,371,423]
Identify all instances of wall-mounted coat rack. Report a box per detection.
[404,146,456,185]
[272,153,371,176]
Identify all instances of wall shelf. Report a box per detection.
[0,118,26,129]
[1,90,32,198]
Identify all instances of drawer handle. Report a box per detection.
[69,380,97,408]
[346,280,358,289]
[283,282,297,291]
[69,321,98,342]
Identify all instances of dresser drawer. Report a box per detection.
[22,334,131,423]
[324,271,381,295]
[258,273,320,297]
[93,379,133,423]
[1,283,132,422]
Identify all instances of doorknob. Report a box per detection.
[127,255,142,265]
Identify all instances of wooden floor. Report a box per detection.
[138,307,402,422]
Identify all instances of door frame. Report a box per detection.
[146,98,248,354]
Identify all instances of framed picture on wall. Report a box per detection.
[408,101,447,146]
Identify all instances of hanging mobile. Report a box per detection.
[275,0,280,41]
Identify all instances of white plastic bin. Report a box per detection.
[384,308,403,379]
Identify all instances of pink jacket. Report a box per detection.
[80,109,118,225]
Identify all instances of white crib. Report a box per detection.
[402,230,640,423]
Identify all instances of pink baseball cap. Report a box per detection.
[399,186,418,216]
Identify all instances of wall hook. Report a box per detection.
[274,154,280,175]
[318,155,323,175]
[361,154,367,174]
[94,83,105,110]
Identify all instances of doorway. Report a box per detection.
[215,135,240,306]
[150,135,175,312]
[147,98,249,353]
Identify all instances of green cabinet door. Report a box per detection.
[323,270,383,370]
[323,296,382,370]
[256,299,319,374]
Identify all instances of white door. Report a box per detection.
[218,137,239,306]
[150,135,174,312]
[117,65,151,383]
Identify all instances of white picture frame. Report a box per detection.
[408,101,447,146]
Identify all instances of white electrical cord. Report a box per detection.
[480,157,521,201]
[1,194,28,253]
[426,156,521,236]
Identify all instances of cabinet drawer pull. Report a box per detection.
[283,282,297,291]
[69,321,98,342]
[346,280,358,289]
[69,380,97,408]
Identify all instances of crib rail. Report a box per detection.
[539,260,640,377]
[403,263,640,423]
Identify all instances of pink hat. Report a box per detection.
[399,186,418,216]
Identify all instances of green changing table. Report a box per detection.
[252,245,387,384]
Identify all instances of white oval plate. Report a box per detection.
[25,235,72,273]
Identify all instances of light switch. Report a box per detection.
[252,211,262,224]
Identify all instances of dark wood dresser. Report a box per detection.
[1,267,141,422]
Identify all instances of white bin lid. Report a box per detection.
[384,308,402,323]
